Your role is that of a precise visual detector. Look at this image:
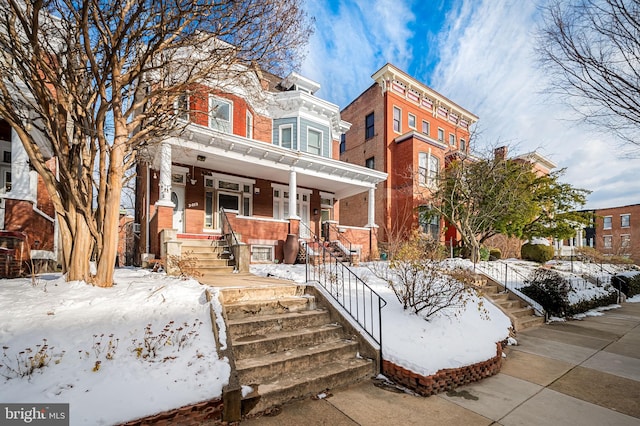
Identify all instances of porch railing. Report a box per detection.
[475,261,546,318]
[302,241,386,368]
[220,208,239,271]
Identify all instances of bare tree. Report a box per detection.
[0,0,311,286]
[537,0,640,153]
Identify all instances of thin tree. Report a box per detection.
[0,0,312,286]
[537,0,640,153]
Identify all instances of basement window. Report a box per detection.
[251,245,274,262]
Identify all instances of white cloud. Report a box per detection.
[302,0,639,209]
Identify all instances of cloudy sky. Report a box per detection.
[300,0,639,210]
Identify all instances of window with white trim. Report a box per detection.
[419,206,440,240]
[621,214,630,228]
[175,93,189,121]
[449,133,456,146]
[246,111,253,139]
[418,152,439,187]
[621,234,631,249]
[603,235,612,249]
[307,128,322,155]
[603,216,612,230]
[460,138,466,151]
[209,96,232,133]
[408,113,416,129]
[393,106,401,133]
[279,125,293,149]
[437,128,444,142]
[422,120,430,136]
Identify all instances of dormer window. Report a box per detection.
[209,96,232,133]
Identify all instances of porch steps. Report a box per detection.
[178,237,235,275]
[219,284,374,416]
[481,283,545,331]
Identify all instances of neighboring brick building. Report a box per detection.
[339,63,478,247]
[0,118,58,275]
[591,204,639,264]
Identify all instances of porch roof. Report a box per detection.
[158,126,387,199]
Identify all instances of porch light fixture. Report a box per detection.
[189,164,197,185]
[254,187,260,195]
[313,208,319,215]
[197,155,206,162]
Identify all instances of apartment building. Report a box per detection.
[339,63,478,245]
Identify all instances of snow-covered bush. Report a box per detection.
[370,232,474,320]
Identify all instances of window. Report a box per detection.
[621,214,630,228]
[449,133,456,146]
[621,234,631,249]
[365,113,375,139]
[603,235,612,249]
[419,207,440,240]
[339,134,346,153]
[418,152,439,187]
[365,157,375,169]
[175,93,189,121]
[603,216,612,230]
[421,120,430,136]
[408,113,416,129]
[307,128,322,155]
[437,128,444,142]
[393,106,401,133]
[251,245,274,262]
[460,138,466,151]
[279,125,292,149]
[209,96,232,133]
[246,111,253,139]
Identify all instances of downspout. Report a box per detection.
[145,164,150,254]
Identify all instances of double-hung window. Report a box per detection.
[437,128,444,142]
[621,214,630,228]
[307,128,322,155]
[408,113,416,129]
[393,107,401,133]
[422,120,430,136]
[365,113,375,139]
[603,216,612,230]
[209,96,232,133]
[418,152,439,187]
[279,125,293,149]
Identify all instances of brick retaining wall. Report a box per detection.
[119,398,223,426]
[382,342,503,396]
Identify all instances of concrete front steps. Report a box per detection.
[219,284,374,416]
[178,237,235,276]
[482,283,545,331]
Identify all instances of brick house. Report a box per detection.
[0,118,58,275]
[560,204,640,265]
[134,70,387,272]
[339,63,478,248]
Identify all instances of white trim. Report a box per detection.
[246,110,253,139]
[408,113,416,130]
[278,124,294,149]
[208,95,233,133]
[271,183,312,195]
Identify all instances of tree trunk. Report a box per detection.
[94,133,127,287]
[58,209,93,282]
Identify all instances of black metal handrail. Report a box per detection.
[299,220,319,242]
[475,261,546,317]
[302,241,386,361]
[325,221,356,258]
[219,208,239,271]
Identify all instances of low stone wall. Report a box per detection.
[119,399,223,426]
[382,342,503,396]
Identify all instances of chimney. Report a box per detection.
[494,146,508,160]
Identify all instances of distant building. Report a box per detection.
[339,63,478,247]
[563,204,639,265]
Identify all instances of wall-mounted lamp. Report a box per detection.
[313,208,319,215]
[254,187,260,195]
[197,155,206,162]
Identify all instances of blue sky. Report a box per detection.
[300,0,639,210]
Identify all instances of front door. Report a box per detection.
[171,186,185,232]
[217,191,240,228]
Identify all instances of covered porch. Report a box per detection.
[137,127,387,271]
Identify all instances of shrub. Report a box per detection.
[567,292,619,316]
[521,243,554,263]
[629,275,640,297]
[521,269,570,317]
[612,274,640,298]
[489,248,502,261]
[370,232,476,320]
[479,246,490,261]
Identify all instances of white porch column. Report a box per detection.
[9,127,33,199]
[366,187,376,227]
[576,228,583,248]
[287,169,299,219]
[156,142,173,206]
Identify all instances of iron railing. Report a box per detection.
[475,261,546,318]
[219,208,239,271]
[302,241,386,355]
[324,222,356,258]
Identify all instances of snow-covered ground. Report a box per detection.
[0,269,230,426]
[1,259,635,425]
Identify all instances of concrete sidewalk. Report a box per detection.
[240,301,640,425]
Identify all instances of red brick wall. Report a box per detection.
[594,204,640,264]
[4,199,54,253]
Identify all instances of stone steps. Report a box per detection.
[480,280,544,332]
[178,238,236,275]
[220,285,374,417]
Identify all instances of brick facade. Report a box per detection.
[340,64,477,246]
[593,204,640,264]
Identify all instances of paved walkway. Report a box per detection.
[240,301,640,425]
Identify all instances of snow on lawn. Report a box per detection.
[0,268,230,426]
[251,262,511,377]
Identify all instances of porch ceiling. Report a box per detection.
[158,126,387,199]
